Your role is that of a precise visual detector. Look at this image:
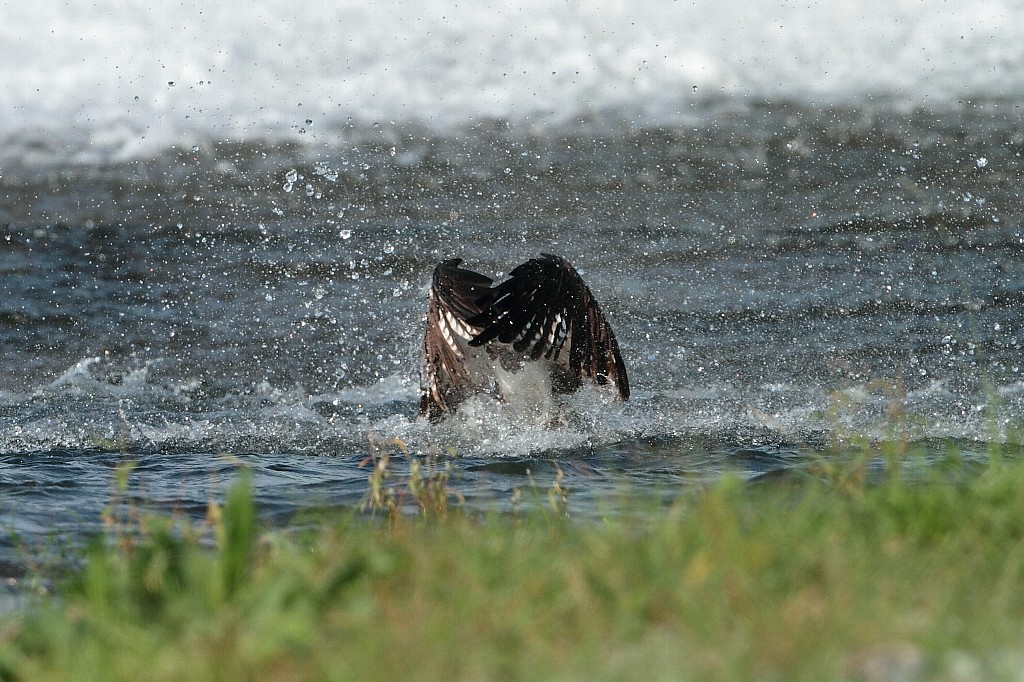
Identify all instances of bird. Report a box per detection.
[420,253,629,422]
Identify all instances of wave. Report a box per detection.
[1,354,1019,457]
[5,0,1023,164]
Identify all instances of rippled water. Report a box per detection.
[3,99,1022,586]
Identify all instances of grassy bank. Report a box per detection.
[4,449,1024,680]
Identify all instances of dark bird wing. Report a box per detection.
[466,253,629,400]
[420,259,494,421]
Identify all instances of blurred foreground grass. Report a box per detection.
[4,443,1024,681]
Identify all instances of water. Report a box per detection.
[2,1,1023,590]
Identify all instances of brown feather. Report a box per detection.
[420,254,629,421]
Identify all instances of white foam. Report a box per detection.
[4,0,1022,162]
[47,357,104,388]
[333,373,419,405]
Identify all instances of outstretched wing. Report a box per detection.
[466,253,629,399]
[420,259,494,421]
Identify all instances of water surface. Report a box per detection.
[2,2,1023,594]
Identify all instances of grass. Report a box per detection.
[4,442,1024,680]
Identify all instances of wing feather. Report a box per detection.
[466,254,629,400]
[420,259,494,421]
[421,254,630,421]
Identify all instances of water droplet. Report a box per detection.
[340,229,352,240]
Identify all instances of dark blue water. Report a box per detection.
[2,101,1023,595]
